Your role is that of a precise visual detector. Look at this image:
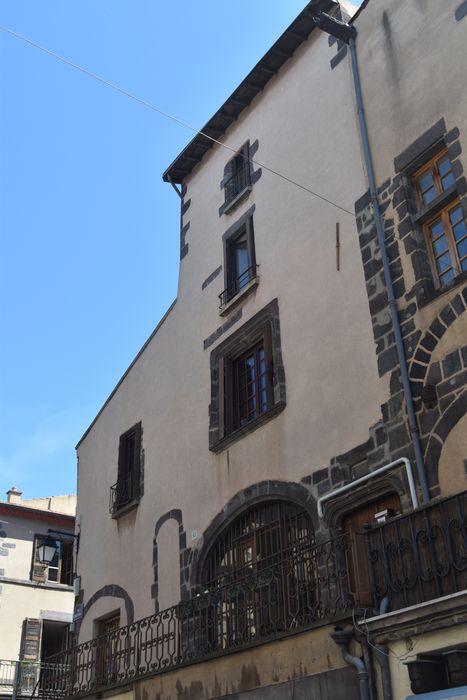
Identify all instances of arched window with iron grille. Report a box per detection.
[200,500,318,648]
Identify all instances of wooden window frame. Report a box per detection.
[412,150,466,287]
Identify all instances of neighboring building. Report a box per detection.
[45,1,466,699]
[0,487,76,698]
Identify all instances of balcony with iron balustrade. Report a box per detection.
[365,489,467,613]
[39,534,357,700]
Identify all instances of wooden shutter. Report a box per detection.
[21,618,42,661]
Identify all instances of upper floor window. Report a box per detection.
[209,300,286,451]
[32,536,73,585]
[413,151,466,286]
[110,422,142,516]
[220,215,257,308]
[231,340,270,430]
[224,143,250,209]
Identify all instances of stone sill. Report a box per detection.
[209,401,286,453]
[418,269,467,310]
[222,185,252,216]
[111,498,140,520]
[412,184,458,225]
[219,276,259,316]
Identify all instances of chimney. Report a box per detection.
[6,487,22,505]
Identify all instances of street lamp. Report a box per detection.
[36,536,58,565]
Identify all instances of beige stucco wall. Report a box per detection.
[20,494,77,515]
[356,0,467,189]
[0,509,75,659]
[0,582,74,660]
[76,11,384,641]
[438,415,467,497]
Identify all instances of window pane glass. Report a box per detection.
[439,268,456,285]
[422,186,437,205]
[456,237,467,261]
[429,219,444,240]
[453,220,466,242]
[450,205,464,227]
[441,172,455,190]
[432,235,448,256]
[436,251,453,274]
[461,258,467,272]
[234,238,249,289]
[437,156,452,176]
[418,171,434,192]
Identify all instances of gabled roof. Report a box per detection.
[162,0,338,184]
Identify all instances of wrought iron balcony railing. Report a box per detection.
[109,475,133,516]
[0,660,61,698]
[366,489,467,613]
[219,264,258,307]
[40,534,355,699]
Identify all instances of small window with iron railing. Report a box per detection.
[109,422,142,516]
[220,217,257,308]
[224,144,250,208]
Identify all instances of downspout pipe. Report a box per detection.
[347,35,430,504]
[331,628,371,700]
[373,645,393,700]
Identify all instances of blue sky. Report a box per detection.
[0,2,359,500]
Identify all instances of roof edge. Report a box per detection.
[76,298,177,449]
[163,0,338,184]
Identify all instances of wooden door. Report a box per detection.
[343,494,401,607]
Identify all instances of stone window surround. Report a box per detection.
[209,298,286,452]
[111,422,144,519]
[218,139,262,218]
[393,118,466,307]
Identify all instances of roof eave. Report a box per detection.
[162,0,338,185]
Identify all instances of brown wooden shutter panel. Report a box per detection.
[21,618,42,661]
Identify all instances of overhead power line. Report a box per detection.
[0,22,356,217]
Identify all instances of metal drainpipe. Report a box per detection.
[373,645,394,700]
[348,36,431,504]
[331,628,371,700]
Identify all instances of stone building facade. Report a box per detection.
[51,1,467,699]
